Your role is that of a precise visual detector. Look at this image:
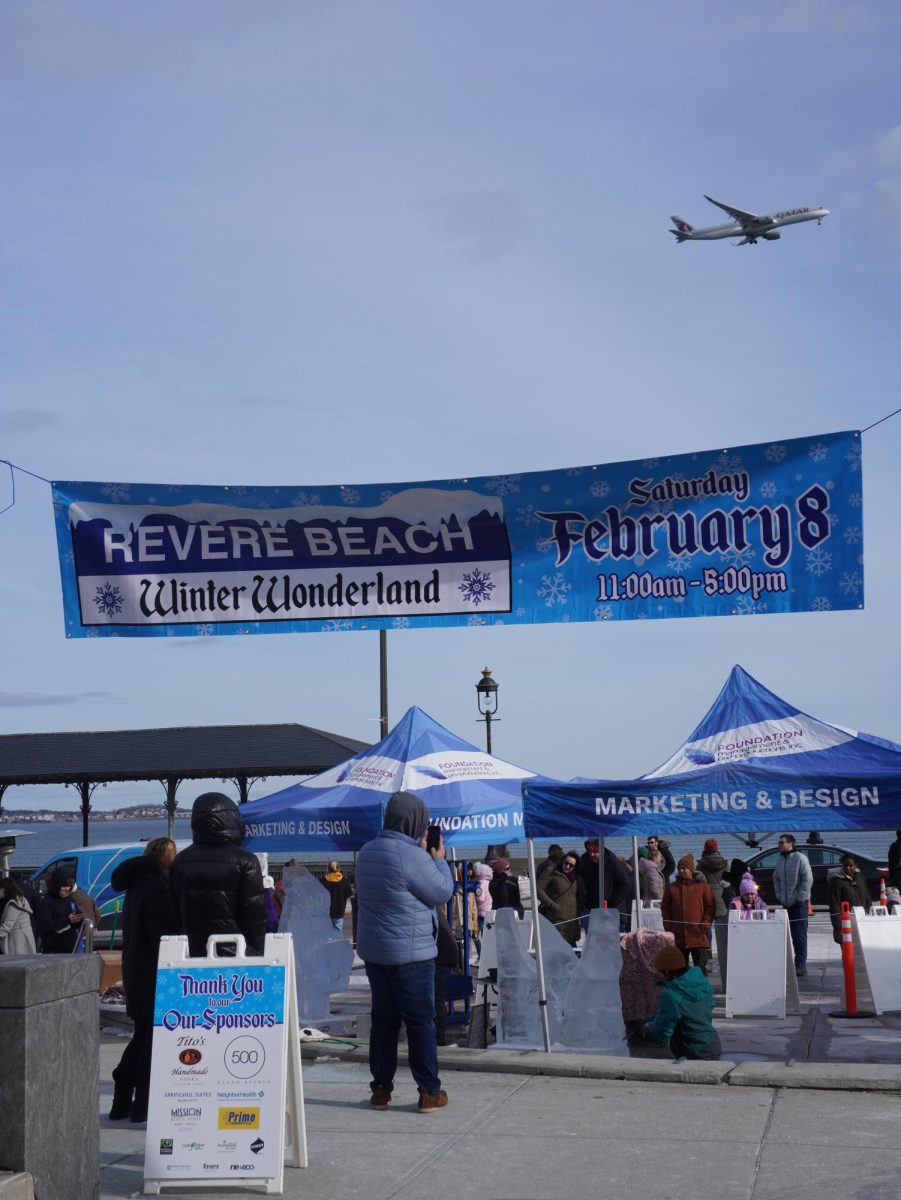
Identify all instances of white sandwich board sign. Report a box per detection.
[143,933,306,1195]
[725,908,801,1019]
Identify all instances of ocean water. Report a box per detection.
[6,816,895,872]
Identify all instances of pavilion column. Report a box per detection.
[164,778,180,842]
[78,781,91,847]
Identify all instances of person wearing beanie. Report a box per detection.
[661,854,715,974]
[488,859,524,917]
[355,790,455,1114]
[169,792,266,957]
[642,943,721,1060]
[730,873,768,919]
[697,837,728,921]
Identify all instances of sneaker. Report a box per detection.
[369,1084,392,1110]
[417,1089,448,1114]
[795,966,807,977]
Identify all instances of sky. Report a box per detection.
[1,0,901,814]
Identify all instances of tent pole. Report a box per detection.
[526,838,552,1053]
[632,835,641,930]
[379,630,389,739]
[597,835,605,917]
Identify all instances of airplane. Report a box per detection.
[670,196,829,246]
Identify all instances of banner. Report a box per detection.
[52,430,863,638]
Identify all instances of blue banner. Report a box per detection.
[52,430,863,637]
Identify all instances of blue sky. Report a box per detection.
[2,1,900,812]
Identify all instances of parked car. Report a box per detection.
[729,843,888,907]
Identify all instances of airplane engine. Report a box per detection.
[762,231,782,240]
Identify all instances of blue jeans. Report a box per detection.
[365,960,441,1095]
[787,900,808,968]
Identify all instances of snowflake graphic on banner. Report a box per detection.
[764,443,787,464]
[811,596,832,611]
[485,474,522,497]
[291,490,321,507]
[459,567,495,606]
[93,582,124,617]
[838,571,862,596]
[808,442,828,462]
[806,547,833,577]
[99,483,131,503]
[538,573,572,606]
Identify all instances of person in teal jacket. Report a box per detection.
[643,945,722,1060]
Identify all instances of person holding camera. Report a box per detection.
[356,790,455,1114]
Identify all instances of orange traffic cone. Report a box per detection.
[880,877,888,908]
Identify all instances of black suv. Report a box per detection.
[729,843,888,907]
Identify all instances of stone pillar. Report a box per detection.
[0,955,101,1200]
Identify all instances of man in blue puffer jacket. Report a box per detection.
[356,790,455,1113]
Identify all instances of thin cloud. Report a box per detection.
[0,409,62,434]
[0,690,123,707]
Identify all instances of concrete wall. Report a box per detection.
[0,955,101,1200]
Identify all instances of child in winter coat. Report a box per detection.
[730,873,768,919]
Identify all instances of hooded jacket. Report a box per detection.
[474,863,494,917]
[0,895,36,955]
[697,852,728,917]
[661,877,714,949]
[355,791,455,966]
[828,869,871,943]
[37,870,81,953]
[111,854,179,1020]
[169,793,266,956]
[645,965,718,1057]
[321,869,352,921]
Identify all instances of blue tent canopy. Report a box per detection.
[522,666,901,840]
[244,705,535,853]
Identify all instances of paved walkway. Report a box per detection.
[94,914,901,1198]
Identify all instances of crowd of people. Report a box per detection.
[2,818,900,1111]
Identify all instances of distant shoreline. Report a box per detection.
[3,809,193,822]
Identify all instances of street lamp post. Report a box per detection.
[475,666,499,755]
[476,667,507,861]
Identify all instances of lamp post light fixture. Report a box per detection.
[475,666,500,755]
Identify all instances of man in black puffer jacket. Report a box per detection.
[170,792,266,957]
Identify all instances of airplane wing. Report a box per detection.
[704,196,759,227]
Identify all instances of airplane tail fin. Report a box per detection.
[669,216,694,243]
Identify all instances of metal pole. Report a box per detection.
[632,835,641,930]
[379,630,388,739]
[526,838,552,1053]
[484,711,492,755]
[597,835,605,916]
[79,782,91,848]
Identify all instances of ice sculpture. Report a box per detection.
[277,865,354,1022]
[494,908,578,1049]
[558,909,628,1054]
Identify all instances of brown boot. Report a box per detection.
[417,1089,448,1114]
[369,1084,392,1110]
